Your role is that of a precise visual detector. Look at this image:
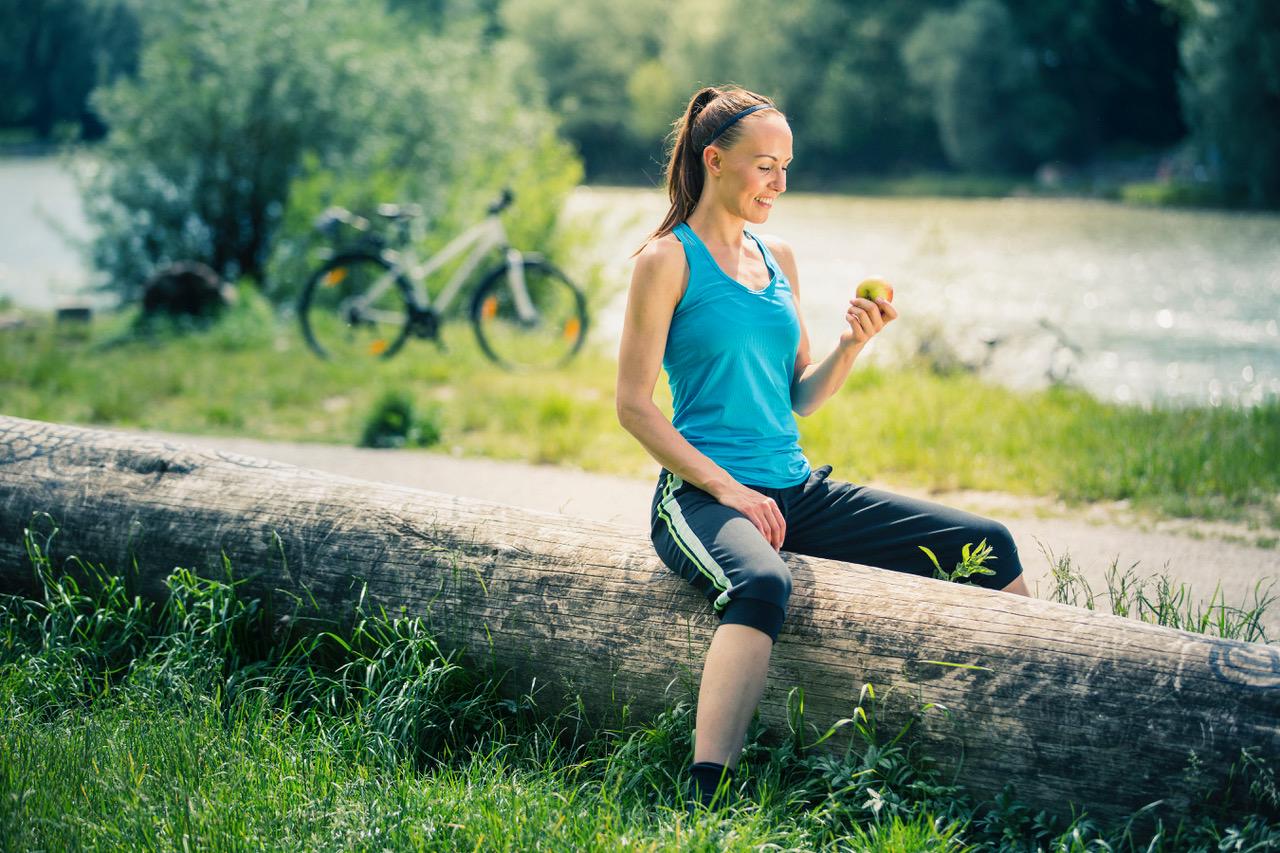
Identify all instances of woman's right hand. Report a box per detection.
[716,483,787,551]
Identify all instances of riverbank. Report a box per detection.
[1,304,1277,541]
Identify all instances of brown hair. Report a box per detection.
[630,85,782,258]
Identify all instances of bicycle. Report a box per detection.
[298,187,588,371]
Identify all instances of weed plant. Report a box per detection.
[359,389,444,449]
[2,520,1277,850]
[1039,542,1276,644]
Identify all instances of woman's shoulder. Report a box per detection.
[753,232,795,264]
[632,231,690,306]
[634,231,688,278]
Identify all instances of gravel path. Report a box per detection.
[128,429,1280,640]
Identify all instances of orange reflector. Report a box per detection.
[482,296,498,320]
[369,339,388,355]
[324,268,348,287]
[563,317,580,340]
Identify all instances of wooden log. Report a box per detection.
[0,414,1275,826]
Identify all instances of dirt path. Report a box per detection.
[128,429,1280,640]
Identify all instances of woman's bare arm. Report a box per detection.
[765,237,896,416]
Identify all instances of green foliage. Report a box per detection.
[1009,0,1185,160]
[1120,179,1223,207]
[496,0,1187,182]
[902,0,1069,173]
[79,0,581,304]
[359,389,443,449]
[387,0,503,37]
[105,278,277,351]
[919,539,998,584]
[0,0,140,139]
[499,0,673,178]
[696,0,944,173]
[80,0,377,296]
[1168,0,1280,207]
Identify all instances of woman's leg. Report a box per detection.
[649,470,792,795]
[781,465,1029,593]
[693,622,773,767]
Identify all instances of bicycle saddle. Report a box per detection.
[314,206,370,235]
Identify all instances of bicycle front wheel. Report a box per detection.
[299,253,412,361]
[471,259,588,371]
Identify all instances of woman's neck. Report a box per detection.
[684,205,748,251]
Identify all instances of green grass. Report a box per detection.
[1,298,1278,534]
[2,524,1277,851]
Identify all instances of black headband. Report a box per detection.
[702,103,774,149]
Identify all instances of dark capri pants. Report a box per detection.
[650,463,1025,644]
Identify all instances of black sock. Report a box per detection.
[687,761,733,807]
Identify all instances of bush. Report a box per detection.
[359,389,443,449]
[78,0,582,306]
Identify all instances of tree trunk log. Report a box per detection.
[0,415,1275,827]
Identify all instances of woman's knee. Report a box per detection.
[970,518,1023,587]
[719,561,793,643]
[743,559,793,607]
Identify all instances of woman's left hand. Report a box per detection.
[839,296,898,349]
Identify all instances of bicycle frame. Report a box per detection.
[370,213,536,322]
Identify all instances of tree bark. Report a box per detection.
[0,415,1275,827]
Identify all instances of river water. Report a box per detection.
[566,186,1280,410]
[4,157,1278,409]
[0,154,102,310]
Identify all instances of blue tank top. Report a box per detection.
[663,221,812,488]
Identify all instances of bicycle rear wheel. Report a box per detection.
[299,253,413,361]
[470,259,588,371]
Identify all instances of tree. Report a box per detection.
[1006,0,1184,160]
[902,0,1071,173]
[79,0,580,300]
[1164,0,1280,207]
[0,0,140,139]
[499,0,674,180]
[695,0,944,175]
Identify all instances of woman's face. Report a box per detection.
[706,112,792,223]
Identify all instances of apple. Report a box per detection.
[856,276,894,304]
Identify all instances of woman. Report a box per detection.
[615,85,1031,810]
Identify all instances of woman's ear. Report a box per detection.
[703,145,722,178]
